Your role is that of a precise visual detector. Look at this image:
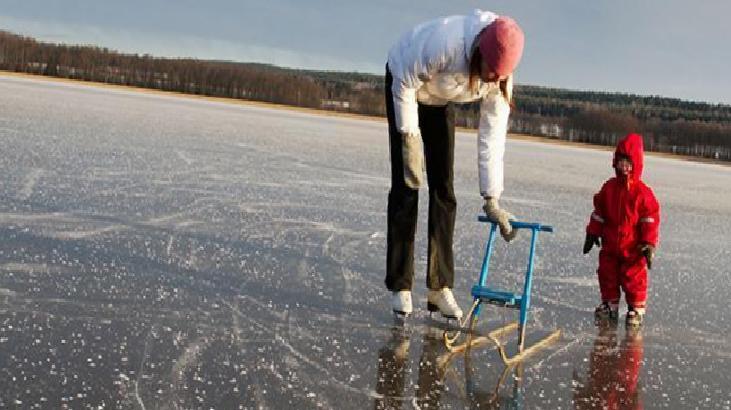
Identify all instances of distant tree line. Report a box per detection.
[1,30,729,161]
[0,31,327,108]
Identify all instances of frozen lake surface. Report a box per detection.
[1,75,730,409]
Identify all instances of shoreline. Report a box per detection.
[1,70,727,168]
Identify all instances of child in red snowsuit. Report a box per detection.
[584,133,660,326]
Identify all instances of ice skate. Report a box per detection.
[427,288,463,320]
[625,308,644,327]
[391,290,413,317]
[594,302,619,321]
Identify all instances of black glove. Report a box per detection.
[640,244,655,269]
[583,234,601,254]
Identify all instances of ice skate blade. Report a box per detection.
[427,302,461,320]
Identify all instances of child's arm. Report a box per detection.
[638,186,660,268]
[638,187,660,247]
[583,185,606,253]
[587,185,607,237]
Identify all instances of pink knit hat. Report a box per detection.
[479,16,525,76]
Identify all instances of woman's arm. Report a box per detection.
[476,79,511,198]
[391,76,423,138]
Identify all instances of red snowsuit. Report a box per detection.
[587,133,660,309]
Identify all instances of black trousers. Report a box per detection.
[385,66,456,291]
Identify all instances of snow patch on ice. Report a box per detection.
[17,168,43,200]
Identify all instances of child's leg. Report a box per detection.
[597,250,621,311]
[621,257,648,314]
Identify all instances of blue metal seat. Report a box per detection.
[470,286,521,308]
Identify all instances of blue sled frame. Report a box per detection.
[444,217,561,364]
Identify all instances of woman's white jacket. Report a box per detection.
[387,9,512,198]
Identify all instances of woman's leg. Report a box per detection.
[420,103,456,290]
[385,67,419,291]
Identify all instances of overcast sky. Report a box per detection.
[1,0,729,104]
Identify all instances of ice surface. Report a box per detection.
[1,75,730,408]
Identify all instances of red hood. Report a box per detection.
[613,133,644,182]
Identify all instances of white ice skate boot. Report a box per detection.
[391,290,413,316]
[427,288,463,320]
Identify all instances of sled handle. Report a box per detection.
[478,216,554,233]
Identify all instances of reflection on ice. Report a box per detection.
[373,321,531,409]
[573,324,644,409]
